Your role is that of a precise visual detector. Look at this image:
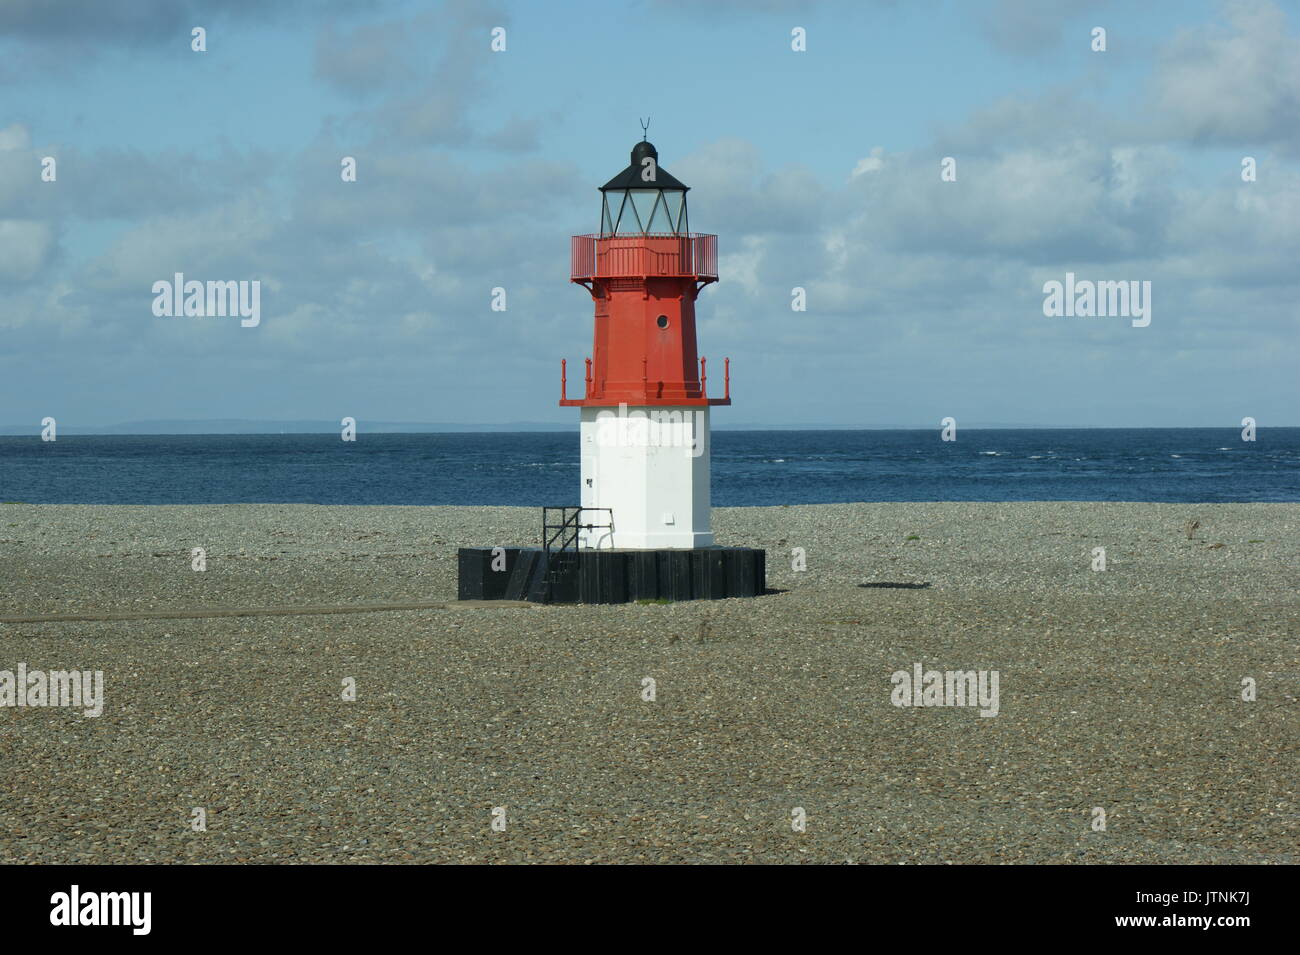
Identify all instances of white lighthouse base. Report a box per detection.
[578,404,712,549]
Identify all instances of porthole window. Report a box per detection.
[656,314,669,329]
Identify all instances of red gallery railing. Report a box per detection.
[571,233,718,281]
[562,355,730,403]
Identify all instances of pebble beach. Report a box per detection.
[0,501,1295,864]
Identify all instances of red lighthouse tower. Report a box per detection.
[563,139,729,549]
[564,139,728,410]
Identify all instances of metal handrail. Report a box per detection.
[571,233,717,280]
[562,358,731,403]
[541,507,613,556]
[578,232,715,239]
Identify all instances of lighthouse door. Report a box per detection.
[579,410,598,546]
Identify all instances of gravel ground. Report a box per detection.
[0,502,1295,864]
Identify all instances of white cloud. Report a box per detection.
[0,123,30,151]
[1151,0,1300,154]
[850,147,885,179]
[0,219,54,280]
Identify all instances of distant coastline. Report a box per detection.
[2,420,1296,436]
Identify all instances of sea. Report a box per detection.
[1,429,1296,506]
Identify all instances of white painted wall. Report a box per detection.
[578,404,711,548]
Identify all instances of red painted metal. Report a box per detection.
[570,234,718,282]
[562,231,730,407]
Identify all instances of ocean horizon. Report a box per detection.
[2,428,1296,506]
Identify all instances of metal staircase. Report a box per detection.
[539,507,613,603]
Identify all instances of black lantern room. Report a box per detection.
[599,140,690,236]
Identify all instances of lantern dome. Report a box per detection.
[598,140,690,236]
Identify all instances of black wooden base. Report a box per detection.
[458,547,766,604]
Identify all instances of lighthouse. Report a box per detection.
[458,137,764,604]
[562,138,728,549]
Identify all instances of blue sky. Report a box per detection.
[1,0,1296,429]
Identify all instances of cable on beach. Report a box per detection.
[0,599,533,625]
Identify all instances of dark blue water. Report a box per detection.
[0,430,1296,505]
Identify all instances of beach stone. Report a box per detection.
[0,501,1294,863]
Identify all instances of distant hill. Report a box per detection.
[0,419,572,435]
[1,419,1254,435]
